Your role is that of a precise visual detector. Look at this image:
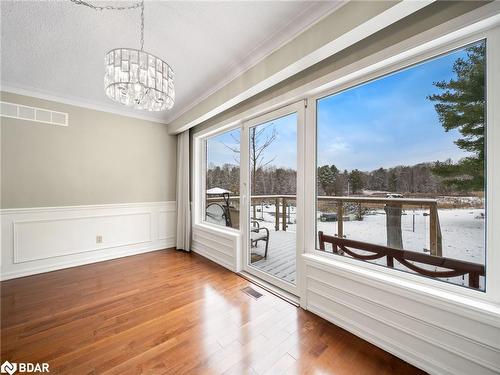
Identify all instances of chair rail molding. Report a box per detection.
[1,201,176,280]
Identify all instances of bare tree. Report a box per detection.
[222,124,277,219]
[249,124,277,180]
[222,131,242,164]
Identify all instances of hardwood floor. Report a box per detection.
[1,250,425,374]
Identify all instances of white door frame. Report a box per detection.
[240,100,306,296]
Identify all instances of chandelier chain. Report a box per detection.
[69,0,145,50]
[68,0,140,11]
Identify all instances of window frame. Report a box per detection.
[304,27,500,304]
[239,101,306,296]
[193,123,243,234]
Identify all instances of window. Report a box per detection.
[315,40,486,290]
[204,128,240,228]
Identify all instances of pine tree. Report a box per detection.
[428,41,485,191]
[317,165,339,196]
[349,169,365,194]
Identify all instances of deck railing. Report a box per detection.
[206,194,443,256]
[318,231,484,289]
[206,194,296,233]
[317,196,443,256]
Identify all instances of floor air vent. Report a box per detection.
[241,286,264,299]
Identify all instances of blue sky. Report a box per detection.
[208,43,479,172]
[207,113,297,169]
[206,129,241,167]
[317,46,475,171]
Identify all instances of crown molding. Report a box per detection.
[0,82,170,125]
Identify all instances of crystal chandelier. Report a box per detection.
[71,0,174,112]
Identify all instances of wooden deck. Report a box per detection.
[251,230,296,284]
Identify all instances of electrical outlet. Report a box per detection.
[96,235,103,244]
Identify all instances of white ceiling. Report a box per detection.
[1,1,342,124]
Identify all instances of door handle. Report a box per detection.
[242,182,247,203]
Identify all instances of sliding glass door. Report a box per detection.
[240,102,305,294]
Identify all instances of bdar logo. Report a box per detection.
[0,361,17,375]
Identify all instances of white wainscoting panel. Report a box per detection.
[303,254,500,375]
[158,210,171,240]
[1,201,176,280]
[191,223,241,272]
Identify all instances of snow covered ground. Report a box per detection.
[251,200,485,289]
[254,204,485,265]
[319,208,485,264]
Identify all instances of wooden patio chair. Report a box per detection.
[206,193,233,227]
[205,193,270,258]
[250,221,269,258]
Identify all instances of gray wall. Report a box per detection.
[1,92,177,208]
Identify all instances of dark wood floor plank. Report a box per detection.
[1,249,425,374]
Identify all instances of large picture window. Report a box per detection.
[315,40,486,290]
[204,128,240,228]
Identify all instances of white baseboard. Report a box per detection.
[0,240,171,281]
[1,201,176,280]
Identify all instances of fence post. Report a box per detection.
[437,208,443,257]
[357,203,362,221]
[337,200,344,238]
[275,197,280,231]
[318,231,325,251]
[469,272,479,289]
[282,197,287,231]
[429,203,442,256]
[385,203,403,249]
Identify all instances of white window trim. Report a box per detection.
[192,6,500,312]
[192,124,242,235]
